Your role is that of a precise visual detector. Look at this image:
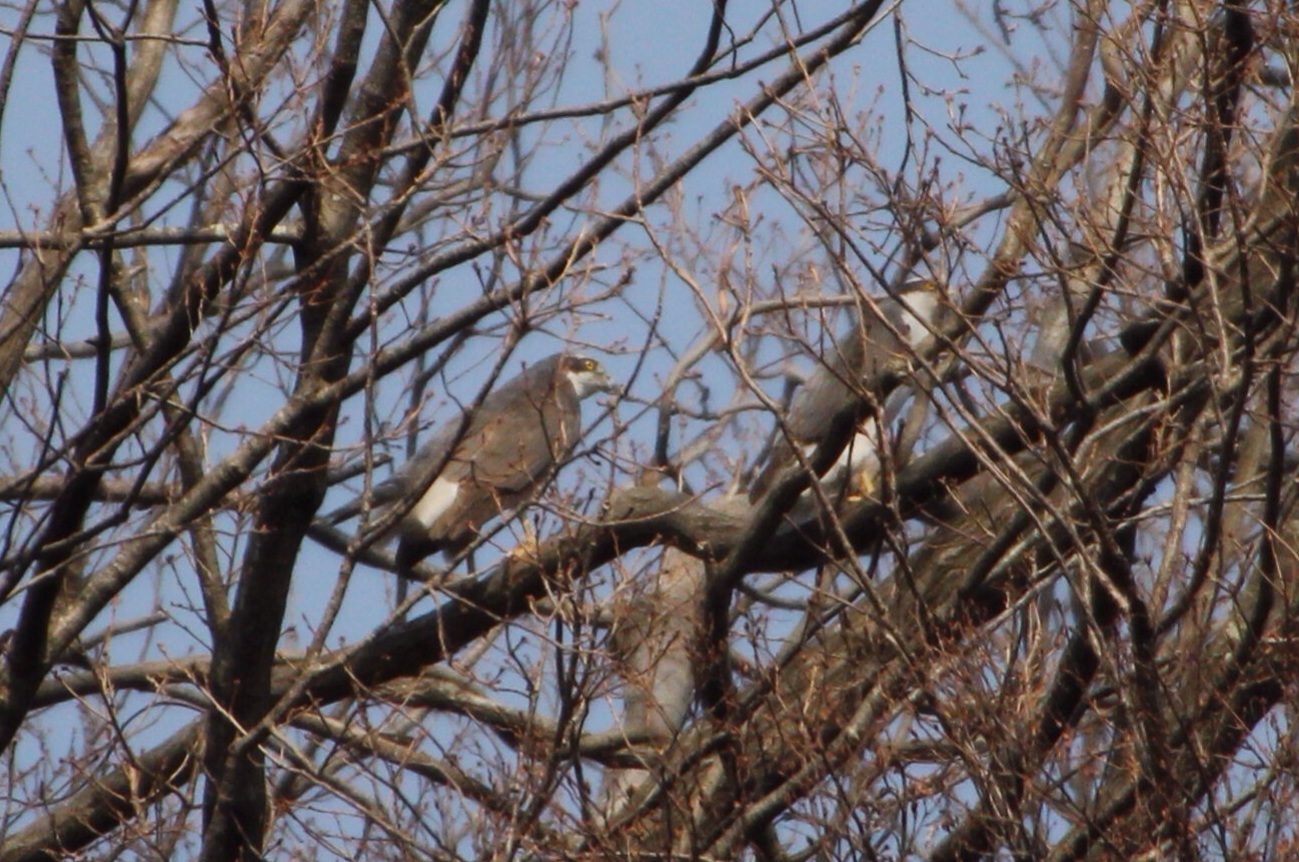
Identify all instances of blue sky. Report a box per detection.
[0,1,1106,854]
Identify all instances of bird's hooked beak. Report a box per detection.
[595,367,619,395]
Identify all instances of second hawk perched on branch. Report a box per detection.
[750,279,943,507]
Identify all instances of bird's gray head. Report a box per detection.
[561,355,617,399]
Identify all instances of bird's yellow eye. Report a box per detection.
[582,359,596,370]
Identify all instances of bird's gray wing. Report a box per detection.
[749,332,863,500]
[380,358,564,501]
[440,377,580,492]
[785,333,864,442]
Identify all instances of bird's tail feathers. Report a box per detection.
[321,478,405,526]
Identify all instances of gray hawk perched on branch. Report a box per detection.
[335,353,615,569]
[750,279,944,507]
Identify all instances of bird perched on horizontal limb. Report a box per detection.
[328,353,616,573]
[750,278,945,510]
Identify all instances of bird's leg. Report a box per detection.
[506,517,545,567]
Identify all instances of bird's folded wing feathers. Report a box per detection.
[441,388,578,491]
